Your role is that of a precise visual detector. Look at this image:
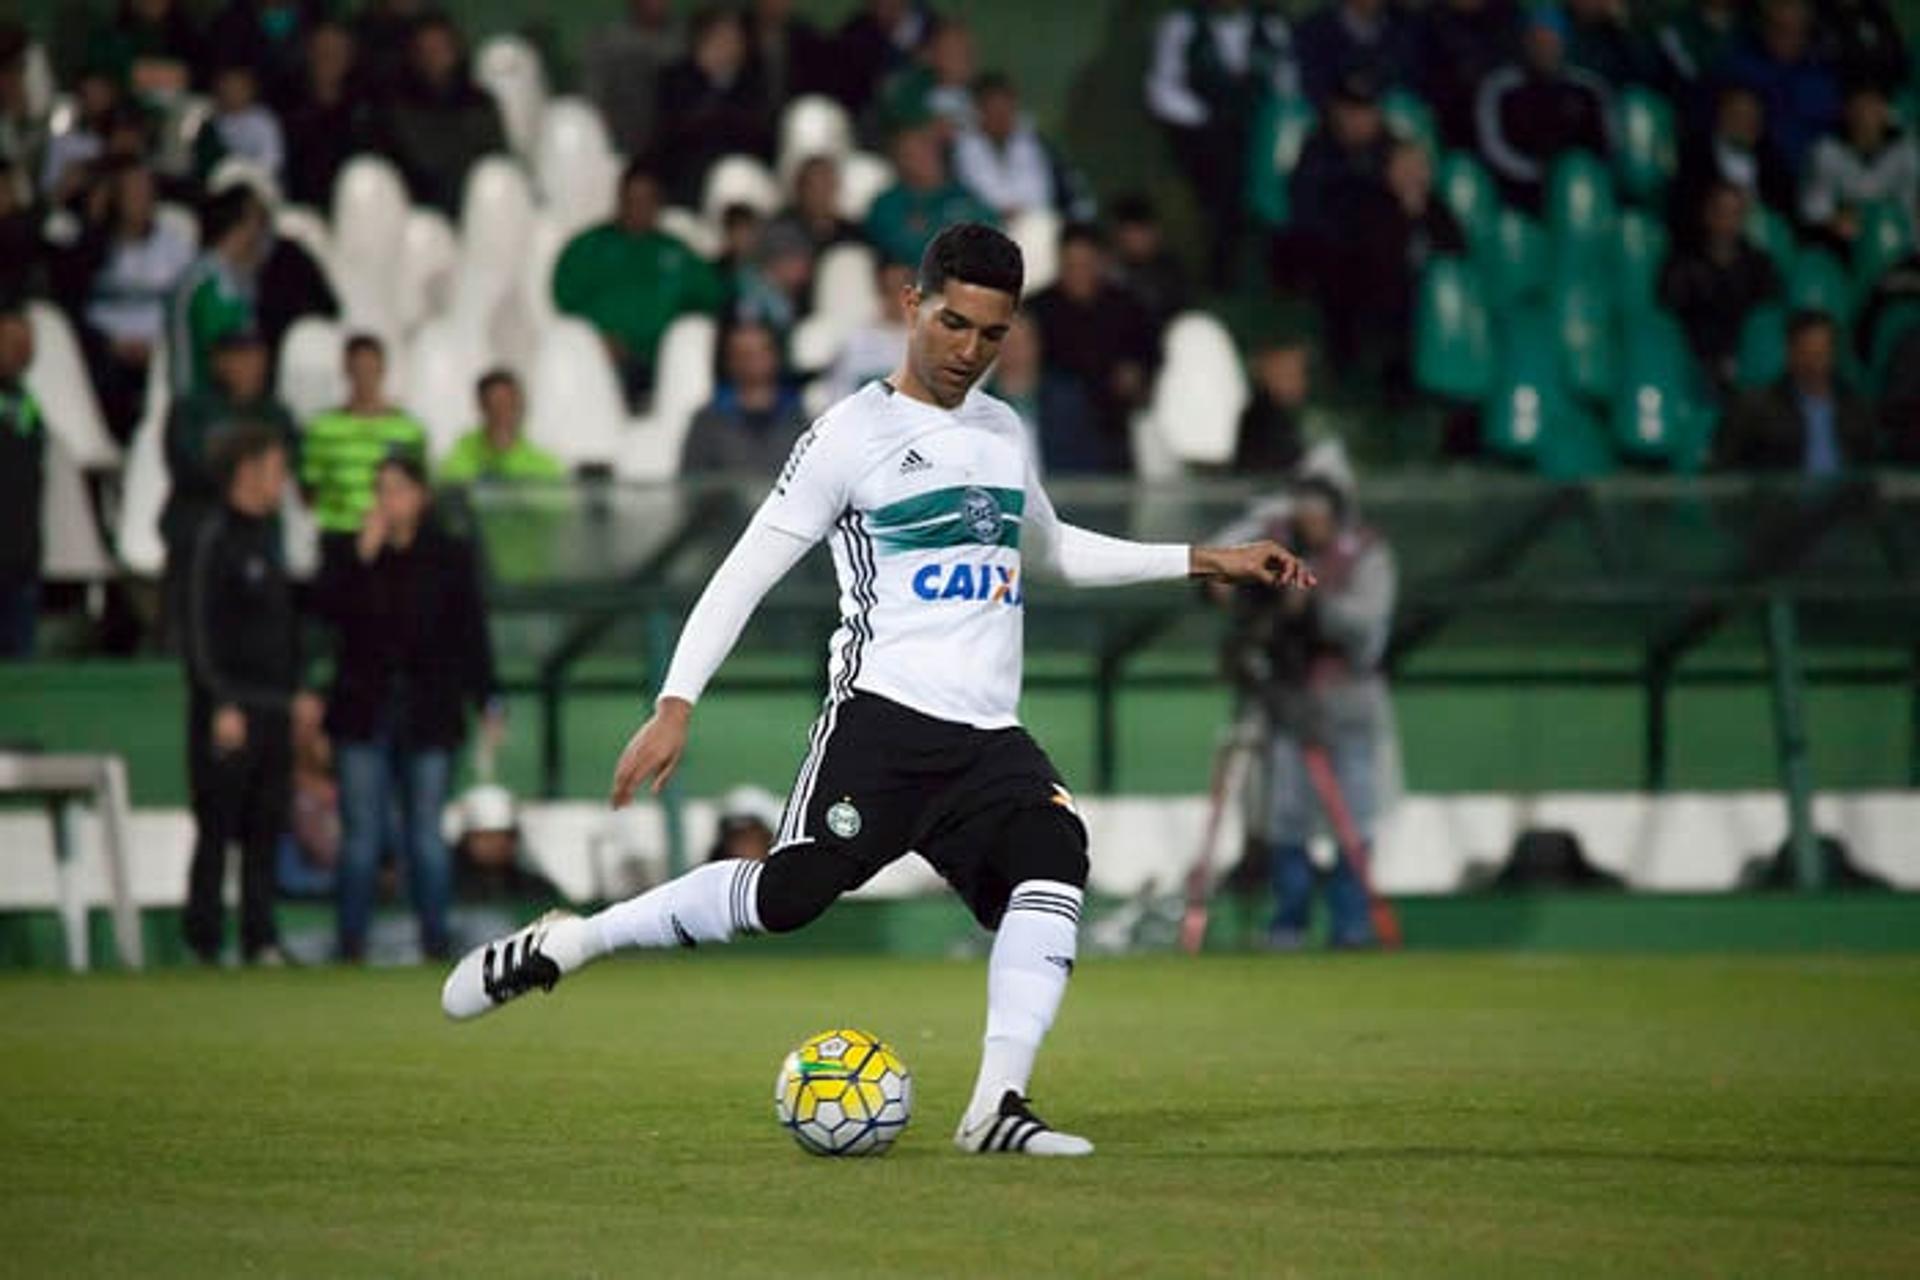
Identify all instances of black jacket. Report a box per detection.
[314,522,497,750]
[181,505,301,715]
[0,380,45,584]
[1716,378,1878,470]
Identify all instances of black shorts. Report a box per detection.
[774,692,1086,927]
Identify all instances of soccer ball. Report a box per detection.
[774,1028,913,1156]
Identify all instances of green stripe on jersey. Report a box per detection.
[867,485,1024,552]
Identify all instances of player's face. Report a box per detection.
[906,280,1016,408]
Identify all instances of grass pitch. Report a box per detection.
[2,954,1917,1278]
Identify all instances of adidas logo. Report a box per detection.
[899,449,933,474]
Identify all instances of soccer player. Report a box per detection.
[441,223,1312,1156]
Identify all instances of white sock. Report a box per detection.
[586,858,763,958]
[965,879,1082,1125]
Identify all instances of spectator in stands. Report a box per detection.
[1727,0,1840,181]
[42,70,127,205]
[378,12,506,216]
[0,25,47,203]
[179,424,305,967]
[97,0,201,106]
[553,160,726,408]
[769,155,865,255]
[1562,0,1653,87]
[1295,0,1417,107]
[1660,181,1784,392]
[1233,338,1312,474]
[1475,5,1615,209]
[863,120,996,269]
[253,199,340,365]
[745,0,830,108]
[439,368,565,485]
[1145,0,1299,287]
[160,329,300,565]
[706,786,781,863]
[655,6,775,208]
[205,0,317,105]
[680,320,808,475]
[316,452,501,963]
[281,21,367,211]
[0,166,39,308]
[586,0,683,160]
[826,0,935,118]
[167,185,269,397]
[822,259,911,402]
[988,314,1096,475]
[0,308,41,659]
[1654,0,1746,115]
[303,333,428,556]
[352,0,428,106]
[1419,0,1520,151]
[1815,0,1907,98]
[717,202,766,288]
[1290,72,1399,375]
[76,159,195,444]
[1026,223,1159,476]
[729,219,814,350]
[1717,309,1875,472]
[195,61,286,186]
[1110,194,1190,332]
[874,17,976,139]
[1801,82,1919,254]
[953,73,1068,221]
[1672,84,1797,232]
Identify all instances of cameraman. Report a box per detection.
[1222,475,1397,949]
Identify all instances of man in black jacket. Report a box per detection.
[1717,310,1877,472]
[1474,5,1614,209]
[180,424,309,965]
[0,308,41,659]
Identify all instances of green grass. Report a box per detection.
[2,955,1918,1277]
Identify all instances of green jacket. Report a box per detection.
[165,254,255,398]
[302,407,428,534]
[862,183,998,268]
[551,224,723,374]
[159,390,301,553]
[439,428,566,484]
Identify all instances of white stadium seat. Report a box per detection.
[533,96,619,237]
[837,150,893,222]
[25,302,119,469]
[209,155,281,208]
[700,154,782,224]
[393,208,459,334]
[1144,312,1248,468]
[658,205,721,260]
[788,312,846,374]
[519,212,569,337]
[459,155,536,272]
[273,203,331,266]
[618,313,715,480]
[40,435,113,582]
[525,317,626,469]
[113,349,170,577]
[276,316,347,422]
[777,94,853,180]
[812,242,880,330]
[1007,208,1060,297]
[331,155,410,339]
[474,34,548,162]
[403,317,492,460]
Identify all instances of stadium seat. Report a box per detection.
[1481,207,1550,306]
[1146,312,1247,466]
[1852,200,1913,289]
[474,34,548,162]
[814,242,881,331]
[153,200,200,254]
[526,317,626,469]
[1744,202,1796,268]
[209,155,281,208]
[1413,255,1495,401]
[533,96,620,237]
[459,155,536,277]
[273,203,333,271]
[403,317,492,459]
[1735,303,1787,386]
[1547,150,1617,267]
[24,301,120,470]
[393,209,459,335]
[40,434,113,582]
[519,211,570,337]
[1436,150,1496,251]
[1786,247,1855,324]
[1007,207,1060,296]
[837,151,893,222]
[1614,208,1670,318]
[277,316,347,421]
[1246,94,1316,226]
[619,313,719,480]
[1614,86,1677,201]
[777,94,854,181]
[1612,312,1709,468]
[700,154,782,224]
[113,348,170,576]
[1381,88,1437,155]
[788,311,847,375]
[1486,309,1614,475]
[1555,272,1616,401]
[658,205,721,259]
[1867,299,1920,385]
[331,155,411,338]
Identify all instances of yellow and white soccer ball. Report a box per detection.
[774,1028,913,1156]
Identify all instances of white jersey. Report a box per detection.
[758,380,1034,728]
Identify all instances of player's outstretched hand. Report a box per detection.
[609,697,693,808]
[1189,541,1316,590]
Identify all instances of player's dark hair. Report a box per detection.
[1058,220,1106,253]
[345,332,385,360]
[475,366,517,400]
[1787,307,1836,341]
[917,222,1023,299]
[212,422,287,490]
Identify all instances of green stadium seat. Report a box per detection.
[1736,303,1787,386]
[1481,206,1551,305]
[1556,272,1616,400]
[1852,200,1914,289]
[1382,88,1438,155]
[1414,255,1496,401]
[1485,308,1614,475]
[1613,313,1711,469]
[1245,95,1316,226]
[1787,247,1856,324]
[1437,150,1496,251]
[1867,298,1920,387]
[1614,209,1670,317]
[1744,203,1796,269]
[1547,150,1618,266]
[1614,87,1677,202]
